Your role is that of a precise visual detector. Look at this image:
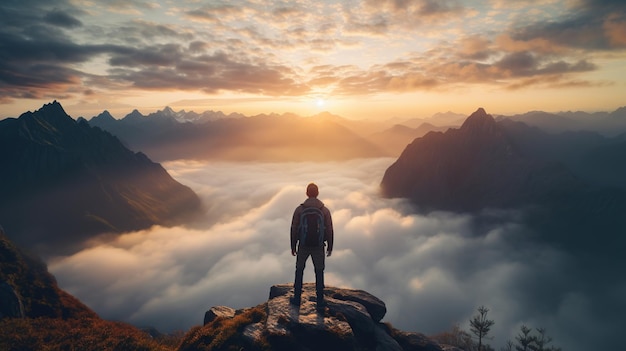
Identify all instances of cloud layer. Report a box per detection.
[49,158,624,350]
[1,0,624,112]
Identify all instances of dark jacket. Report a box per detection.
[291,197,333,252]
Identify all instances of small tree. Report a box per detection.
[430,323,474,350]
[469,306,495,351]
[515,325,533,351]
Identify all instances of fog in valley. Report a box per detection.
[49,158,621,351]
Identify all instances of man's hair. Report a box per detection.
[306,183,319,197]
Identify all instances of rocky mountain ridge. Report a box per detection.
[380,107,626,257]
[381,108,582,212]
[498,106,626,136]
[89,107,390,162]
[0,101,202,255]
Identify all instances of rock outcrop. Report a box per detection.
[181,283,450,351]
[204,306,236,325]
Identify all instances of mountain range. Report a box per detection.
[89,109,391,161]
[381,108,584,211]
[0,101,202,255]
[496,107,626,136]
[381,108,626,255]
[85,105,626,162]
[87,108,459,161]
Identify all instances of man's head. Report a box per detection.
[306,183,319,198]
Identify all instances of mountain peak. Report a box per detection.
[123,109,144,122]
[93,110,115,121]
[1,102,202,254]
[460,107,496,132]
[19,100,75,131]
[40,100,66,114]
[35,100,70,119]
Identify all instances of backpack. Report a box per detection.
[298,205,325,247]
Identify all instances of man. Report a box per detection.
[290,182,334,309]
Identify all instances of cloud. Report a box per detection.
[43,10,83,28]
[508,0,626,50]
[48,158,624,351]
[0,1,311,101]
[1,0,624,106]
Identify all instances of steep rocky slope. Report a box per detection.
[380,108,580,212]
[0,228,172,350]
[0,101,202,254]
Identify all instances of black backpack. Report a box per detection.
[298,205,325,247]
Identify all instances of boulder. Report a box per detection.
[270,283,387,322]
[203,305,236,325]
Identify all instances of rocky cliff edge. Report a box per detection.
[180,283,459,351]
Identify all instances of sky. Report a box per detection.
[1,0,625,120]
[48,158,624,351]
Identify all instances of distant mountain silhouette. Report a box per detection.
[90,109,389,161]
[0,101,202,254]
[381,108,626,254]
[497,119,626,190]
[401,111,466,129]
[381,108,582,212]
[499,105,626,136]
[368,123,449,156]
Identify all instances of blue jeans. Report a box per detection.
[293,245,325,301]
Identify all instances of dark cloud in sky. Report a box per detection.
[43,10,83,28]
[49,159,625,351]
[0,1,310,101]
[510,0,626,50]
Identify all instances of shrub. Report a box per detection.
[0,317,175,351]
[178,304,269,351]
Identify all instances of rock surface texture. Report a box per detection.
[181,283,452,351]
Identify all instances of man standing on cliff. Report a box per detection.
[290,182,334,309]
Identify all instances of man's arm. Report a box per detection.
[290,206,301,256]
[324,208,333,257]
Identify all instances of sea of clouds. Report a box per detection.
[49,158,620,350]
